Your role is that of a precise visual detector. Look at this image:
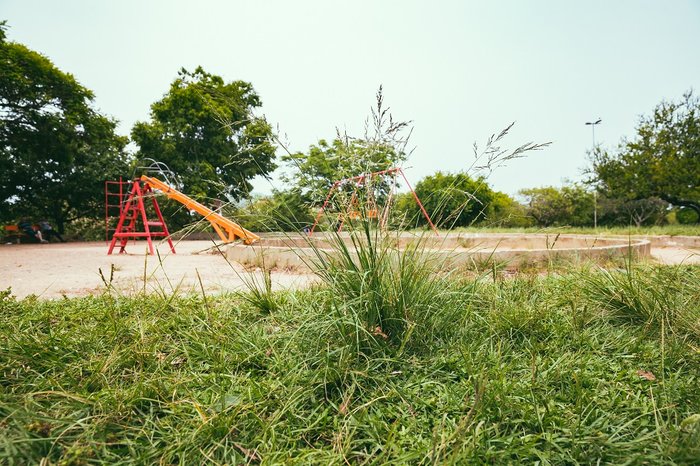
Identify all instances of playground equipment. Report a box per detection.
[106,175,259,255]
[310,167,438,235]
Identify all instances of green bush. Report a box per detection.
[677,207,700,225]
[393,171,527,229]
[520,183,595,227]
[228,188,315,232]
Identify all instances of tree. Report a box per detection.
[395,171,500,229]
[231,188,314,232]
[520,184,594,227]
[486,191,532,227]
[131,67,276,202]
[283,138,404,202]
[282,87,410,204]
[598,196,669,227]
[592,91,700,218]
[676,207,699,225]
[0,22,128,232]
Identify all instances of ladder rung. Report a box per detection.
[112,232,169,238]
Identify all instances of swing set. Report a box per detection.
[309,167,438,235]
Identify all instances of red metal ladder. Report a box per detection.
[107,179,176,255]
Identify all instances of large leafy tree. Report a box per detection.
[131,67,276,202]
[398,171,498,228]
[282,87,411,204]
[0,22,128,231]
[592,91,700,218]
[520,184,594,227]
[282,137,404,203]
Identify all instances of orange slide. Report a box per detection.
[140,175,260,245]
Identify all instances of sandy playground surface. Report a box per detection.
[0,240,317,300]
[1,239,698,300]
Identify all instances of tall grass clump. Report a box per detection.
[307,220,462,355]
[581,264,700,341]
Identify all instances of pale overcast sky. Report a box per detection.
[3,0,699,196]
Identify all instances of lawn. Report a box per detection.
[2,231,700,464]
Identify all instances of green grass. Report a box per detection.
[2,260,700,464]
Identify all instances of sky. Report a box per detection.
[2,0,699,197]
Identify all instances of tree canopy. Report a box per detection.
[592,91,700,218]
[519,184,594,227]
[0,22,128,231]
[282,87,411,205]
[131,67,276,202]
[395,172,495,228]
[282,137,405,203]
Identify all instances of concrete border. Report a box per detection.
[227,232,652,271]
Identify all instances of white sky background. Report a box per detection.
[3,0,699,196]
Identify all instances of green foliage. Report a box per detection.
[131,67,276,203]
[581,265,700,339]
[399,171,522,229]
[64,216,108,241]
[486,190,533,227]
[231,188,315,232]
[676,206,699,225]
[308,225,462,354]
[282,87,411,205]
[520,184,594,227]
[598,196,669,227]
[283,138,405,204]
[0,23,129,231]
[592,91,700,218]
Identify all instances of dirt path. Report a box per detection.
[650,246,700,265]
[0,241,316,299]
[1,240,698,300]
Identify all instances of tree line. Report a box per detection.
[1,22,697,236]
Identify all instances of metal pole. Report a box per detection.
[593,191,597,229]
[586,119,601,229]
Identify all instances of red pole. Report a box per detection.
[105,181,108,243]
[337,179,362,233]
[310,181,340,235]
[400,168,438,235]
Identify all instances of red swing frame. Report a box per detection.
[309,167,438,235]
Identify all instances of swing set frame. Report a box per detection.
[309,167,438,235]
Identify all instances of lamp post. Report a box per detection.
[585,118,602,148]
[585,118,602,229]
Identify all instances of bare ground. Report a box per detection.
[649,246,700,265]
[0,241,316,299]
[1,239,698,300]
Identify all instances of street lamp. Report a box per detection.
[585,118,602,148]
[585,118,602,228]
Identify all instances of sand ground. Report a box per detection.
[0,240,316,299]
[1,239,698,299]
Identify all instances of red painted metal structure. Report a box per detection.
[107,179,175,255]
[105,177,127,243]
[309,167,438,235]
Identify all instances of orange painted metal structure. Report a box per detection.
[139,175,259,245]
